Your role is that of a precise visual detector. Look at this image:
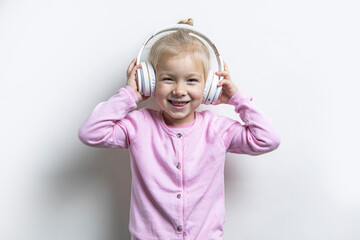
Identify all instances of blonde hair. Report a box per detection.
[149,18,210,80]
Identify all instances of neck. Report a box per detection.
[162,112,196,127]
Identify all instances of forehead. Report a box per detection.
[157,54,205,76]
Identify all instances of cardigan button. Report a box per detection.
[177,193,181,199]
[177,226,182,232]
[176,163,181,170]
[177,133,182,138]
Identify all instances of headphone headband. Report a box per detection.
[136,24,224,73]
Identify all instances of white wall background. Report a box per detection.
[1,0,359,239]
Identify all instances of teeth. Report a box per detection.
[169,100,189,106]
[173,101,187,104]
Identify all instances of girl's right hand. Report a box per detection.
[126,58,149,102]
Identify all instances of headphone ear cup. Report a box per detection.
[136,68,143,95]
[139,61,156,96]
[202,72,212,104]
[203,72,221,104]
[212,76,223,104]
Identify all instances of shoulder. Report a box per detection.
[127,108,160,123]
[197,110,239,133]
[198,110,237,124]
[121,108,161,141]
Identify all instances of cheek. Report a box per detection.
[154,83,169,99]
[192,86,205,98]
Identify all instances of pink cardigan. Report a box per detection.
[78,86,280,240]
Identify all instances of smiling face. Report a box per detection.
[155,54,205,126]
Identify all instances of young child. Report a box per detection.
[78,19,280,240]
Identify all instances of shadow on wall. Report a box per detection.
[43,146,132,240]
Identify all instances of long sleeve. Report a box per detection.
[78,86,141,148]
[223,90,281,155]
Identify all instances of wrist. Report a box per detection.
[125,85,140,103]
[228,90,247,106]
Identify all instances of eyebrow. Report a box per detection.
[158,71,202,78]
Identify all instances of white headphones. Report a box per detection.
[136,24,224,105]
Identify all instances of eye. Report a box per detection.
[187,78,199,83]
[162,78,174,82]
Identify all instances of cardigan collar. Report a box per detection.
[158,110,201,138]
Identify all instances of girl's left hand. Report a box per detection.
[214,61,239,105]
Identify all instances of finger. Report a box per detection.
[217,79,229,87]
[223,61,230,73]
[128,64,142,81]
[223,61,230,74]
[215,71,229,79]
[135,63,142,71]
[127,58,137,75]
[132,63,142,78]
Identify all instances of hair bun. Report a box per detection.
[177,18,194,26]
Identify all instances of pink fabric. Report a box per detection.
[168,119,195,128]
[78,86,280,240]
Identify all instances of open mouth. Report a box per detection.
[168,100,190,109]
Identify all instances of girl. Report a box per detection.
[78,19,280,240]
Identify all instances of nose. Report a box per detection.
[172,83,187,96]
